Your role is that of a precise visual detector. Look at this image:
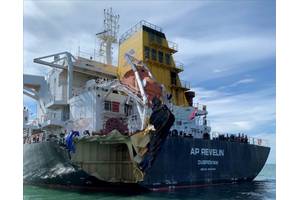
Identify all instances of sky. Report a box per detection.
[23,0,276,163]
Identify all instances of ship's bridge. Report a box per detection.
[119,20,178,53]
[118,20,194,106]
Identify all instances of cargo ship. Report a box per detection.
[23,9,270,191]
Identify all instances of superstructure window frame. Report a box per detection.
[165,53,171,65]
[158,51,163,63]
[104,101,112,111]
[144,46,150,59]
[104,101,120,112]
[151,48,157,61]
[170,71,177,85]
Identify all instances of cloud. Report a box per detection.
[192,85,275,163]
[193,86,275,133]
[218,78,255,90]
[23,1,275,82]
[23,0,206,74]
[146,1,205,26]
[174,34,275,82]
[175,35,275,59]
[213,68,227,73]
[23,0,276,163]
[234,78,255,85]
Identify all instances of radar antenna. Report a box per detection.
[96,8,120,65]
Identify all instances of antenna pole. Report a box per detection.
[96,8,120,65]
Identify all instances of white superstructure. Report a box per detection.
[23,52,211,139]
[23,9,211,141]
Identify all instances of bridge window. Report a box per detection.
[151,48,157,61]
[158,51,163,63]
[165,53,171,65]
[144,46,150,59]
[170,72,177,85]
[105,101,120,112]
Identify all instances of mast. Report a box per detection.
[96,8,120,65]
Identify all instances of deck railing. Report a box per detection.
[180,80,191,89]
[167,40,178,52]
[211,131,269,147]
[119,20,163,44]
[175,61,184,71]
[76,47,101,61]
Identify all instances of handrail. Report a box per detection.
[167,40,178,52]
[175,61,184,71]
[119,20,163,44]
[77,47,98,61]
[180,80,190,89]
[119,20,179,53]
[211,131,269,147]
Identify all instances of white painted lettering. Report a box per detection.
[191,148,225,157]
[190,148,195,155]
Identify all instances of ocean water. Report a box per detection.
[24,164,275,200]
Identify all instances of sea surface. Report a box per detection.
[24,164,275,200]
